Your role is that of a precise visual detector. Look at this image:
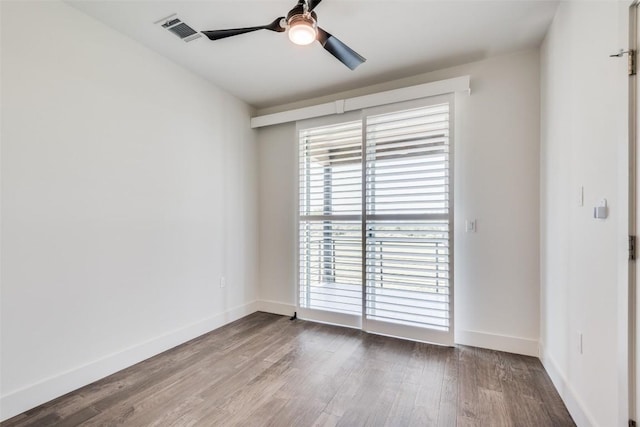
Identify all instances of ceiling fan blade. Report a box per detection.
[307,0,323,12]
[316,27,366,70]
[201,17,284,41]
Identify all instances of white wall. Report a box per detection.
[0,1,258,420]
[257,124,298,314]
[257,49,541,356]
[540,2,630,426]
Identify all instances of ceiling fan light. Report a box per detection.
[288,16,317,45]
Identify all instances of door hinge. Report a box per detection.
[610,49,636,75]
[630,235,636,261]
[629,419,636,427]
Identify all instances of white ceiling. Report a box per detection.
[67,0,559,109]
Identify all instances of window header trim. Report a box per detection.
[251,75,469,129]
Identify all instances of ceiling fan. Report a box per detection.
[201,0,366,70]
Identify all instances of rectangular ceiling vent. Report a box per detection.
[155,14,202,43]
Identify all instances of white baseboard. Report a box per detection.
[257,304,539,357]
[455,329,539,357]
[257,300,296,317]
[257,304,539,358]
[539,344,597,427]
[0,300,259,422]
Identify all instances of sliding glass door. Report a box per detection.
[298,96,453,345]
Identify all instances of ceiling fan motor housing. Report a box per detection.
[287,3,317,27]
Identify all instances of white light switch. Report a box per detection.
[578,186,584,207]
[465,220,476,233]
[578,331,583,354]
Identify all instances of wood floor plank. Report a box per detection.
[436,347,459,427]
[409,346,448,426]
[457,345,481,422]
[337,344,407,427]
[323,364,368,418]
[240,396,290,427]
[1,313,576,427]
[384,379,420,427]
[313,411,341,427]
[476,388,511,426]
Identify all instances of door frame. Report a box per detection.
[625,1,640,424]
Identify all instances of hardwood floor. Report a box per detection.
[2,312,574,426]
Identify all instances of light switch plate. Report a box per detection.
[578,186,584,207]
[465,220,476,233]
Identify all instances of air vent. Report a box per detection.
[155,14,202,43]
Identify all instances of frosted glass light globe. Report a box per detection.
[288,17,317,46]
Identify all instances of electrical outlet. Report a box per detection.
[220,276,226,288]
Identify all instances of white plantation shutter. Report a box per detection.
[298,95,453,344]
[364,102,452,342]
[298,121,363,318]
